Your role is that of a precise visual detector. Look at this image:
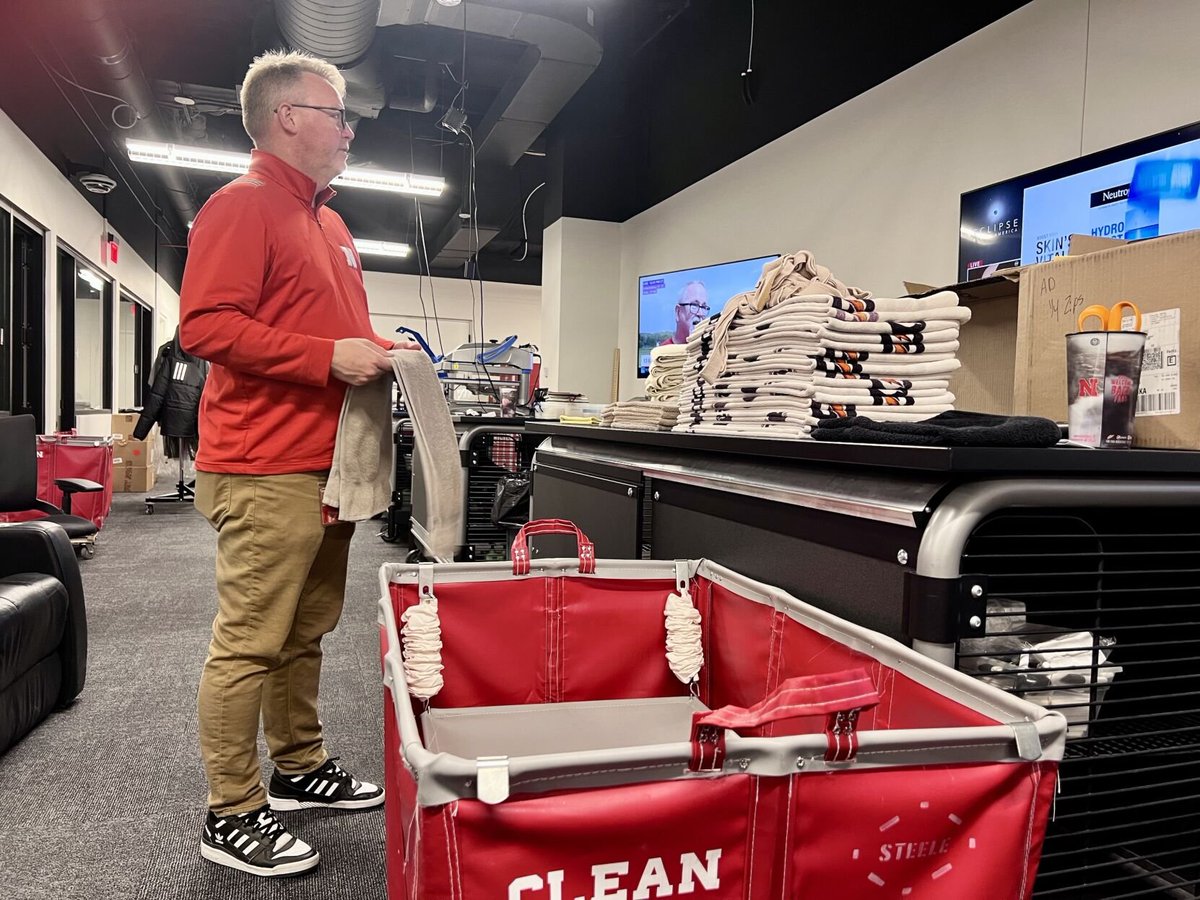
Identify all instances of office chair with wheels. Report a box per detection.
[0,415,103,559]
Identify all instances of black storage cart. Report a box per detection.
[405,420,543,562]
[528,422,1200,899]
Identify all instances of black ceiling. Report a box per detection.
[0,1,1029,293]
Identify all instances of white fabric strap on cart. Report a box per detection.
[401,563,445,700]
[664,560,703,685]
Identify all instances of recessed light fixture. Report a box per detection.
[125,139,446,197]
[353,239,412,258]
[174,96,196,106]
[435,0,463,6]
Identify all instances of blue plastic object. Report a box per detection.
[395,326,441,363]
[476,335,517,364]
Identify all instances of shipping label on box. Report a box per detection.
[1127,308,1181,417]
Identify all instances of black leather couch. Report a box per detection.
[0,521,88,753]
[0,414,89,754]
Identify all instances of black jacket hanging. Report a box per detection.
[134,330,207,439]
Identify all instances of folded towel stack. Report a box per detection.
[671,251,875,440]
[810,290,968,423]
[602,398,680,432]
[646,344,687,404]
[673,294,829,438]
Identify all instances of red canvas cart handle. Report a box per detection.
[511,518,596,576]
[689,667,880,771]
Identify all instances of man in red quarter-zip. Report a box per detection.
[180,49,415,878]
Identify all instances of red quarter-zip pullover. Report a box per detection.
[179,150,390,474]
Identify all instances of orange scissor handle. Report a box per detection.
[1077,300,1141,332]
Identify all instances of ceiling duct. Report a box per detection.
[381,0,603,166]
[274,0,381,66]
[273,0,392,119]
[74,0,198,228]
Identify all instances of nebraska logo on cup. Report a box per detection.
[508,849,722,899]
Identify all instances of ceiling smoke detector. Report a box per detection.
[76,171,118,195]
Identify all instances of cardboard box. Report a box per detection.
[924,230,1200,449]
[111,413,141,440]
[114,465,156,493]
[112,437,157,470]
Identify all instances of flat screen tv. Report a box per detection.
[959,121,1200,282]
[637,254,778,378]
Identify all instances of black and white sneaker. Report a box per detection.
[201,806,319,877]
[268,757,385,812]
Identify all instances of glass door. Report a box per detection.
[58,249,112,431]
[1,212,46,431]
[118,292,153,410]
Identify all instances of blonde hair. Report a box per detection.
[239,49,346,144]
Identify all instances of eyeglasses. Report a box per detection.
[279,103,348,129]
[678,301,710,313]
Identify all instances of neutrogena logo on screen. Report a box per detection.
[1022,140,1200,264]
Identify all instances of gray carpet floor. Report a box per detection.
[0,477,406,899]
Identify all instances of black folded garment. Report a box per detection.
[811,410,1061,447]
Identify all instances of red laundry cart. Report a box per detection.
[0,433,113,539]
[380,520,1066,900]
[34,433,114,530]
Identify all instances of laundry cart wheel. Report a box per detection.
[405,547,424,564]
[145,503,154,515]
[79,543,96,560]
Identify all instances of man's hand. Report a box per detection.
[331,338,394,386]
[393,339,422,353]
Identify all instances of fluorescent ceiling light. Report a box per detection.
[353,239,411,258]
[79,268,105,291]
[126,139,445,197]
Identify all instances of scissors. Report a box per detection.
[1077,300,1141,332]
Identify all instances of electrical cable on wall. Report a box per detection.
[517,181,545,262]
[741,0,757,105]
[29,40,181,250]
[40,55,142,129]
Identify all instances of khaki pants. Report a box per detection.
[195,470,355,815]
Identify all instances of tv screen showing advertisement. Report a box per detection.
[637,255,778,378]
[959,121,1200,282]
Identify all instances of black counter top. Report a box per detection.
[525,422,1200,476]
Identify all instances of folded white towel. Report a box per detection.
[821,318,960,339]
[818,337,961,355]
[829,306,972,324]
[830,290,959,313]
[815,358,963,376]
[811,389,955,406]
[813,377,951,393]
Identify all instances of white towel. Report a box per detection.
[815,358,962,376]
[324,352,463,565]
[811,389,955,406]
[830,290,959,313]
[821,318,960,339]
[813,377,951,393]
[818,337,961,355]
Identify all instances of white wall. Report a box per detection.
[362,269,540,357]
[0,107,180,426]
[540,217,622,400]
[613,0,1200,394]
